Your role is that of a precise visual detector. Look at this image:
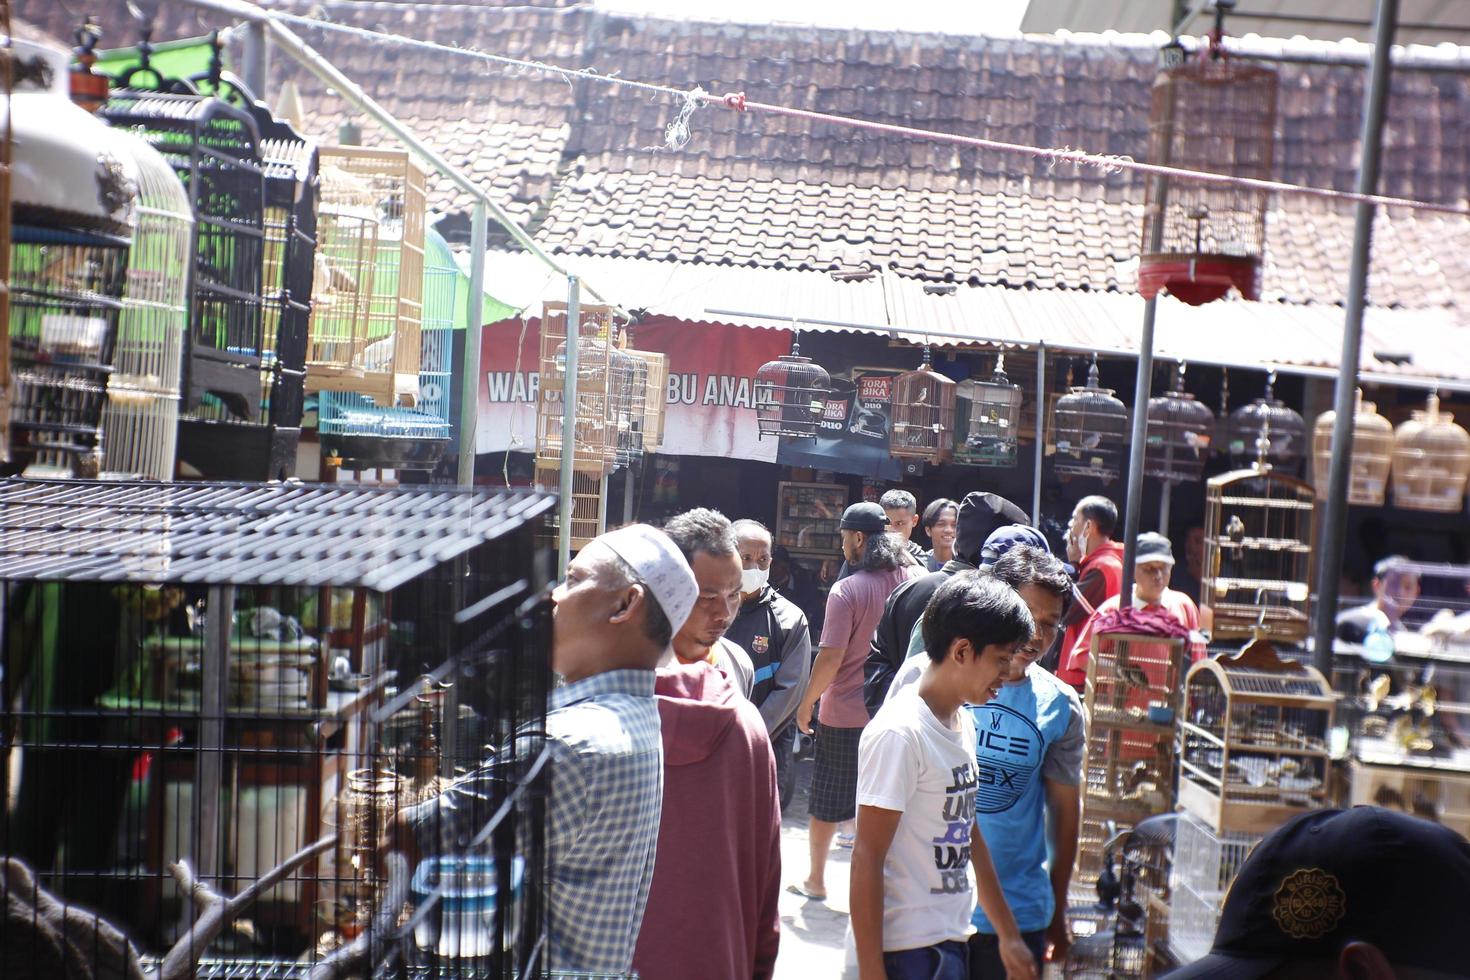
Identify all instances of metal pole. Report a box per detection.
[558,276,581,576]
[1159,479,1173,536]
[1119,298,1159,602]
[1313,0,1400,675]
[241,19,269,96]
[457,202,487,487]
[1032,343,1045,523]
[623,466,636,526]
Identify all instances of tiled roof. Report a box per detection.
[17,0,1470,310]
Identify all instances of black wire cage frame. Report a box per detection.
[0,479,556,979]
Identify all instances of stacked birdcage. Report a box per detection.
[956,353,1022,467]
[1054,357,1128,481]
[889,345,956,462]
[1312,388,1393,506]
[753,334,831,439]
[1144,369,1215,483]
[1202,467,1316,641]
[307,146,425,408]
[1168,808,1262,964]
[1391,393,1470,513]
[6,38,137,478]
[1226,372,1306,470]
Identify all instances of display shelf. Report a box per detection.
[774,480,847,558]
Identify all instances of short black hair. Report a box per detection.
[921,497,959,530]
[989,545,1073,608]
[921,571,1035,664]
[602,551,674,649]
[663,508,737,562]
[879,489,917,513]
[1076,495,1118,537]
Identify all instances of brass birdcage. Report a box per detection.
[1313,388,1393,506]
[1391,393,1470,513]
[753,333,831,440]
[1054,357,1128,481]
[1227,371,1306,470]
[1145,366,1215,483]
[956,353,1022,467]
[889,345,956,462]
[1139,35,1277,306]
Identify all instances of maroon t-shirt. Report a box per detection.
[818,564,922,728]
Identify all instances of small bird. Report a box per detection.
[1365,673,1392,712]
[1225,514,1247,544]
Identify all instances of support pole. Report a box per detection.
[241,19,269,97]
[457,202,487,487]
[1313,0,1400,674]
[1032,343,1046,523]
[558,277,581,576]
[623,466,636,526]
[1119,298,1159,604]
[1159,479,1174,537]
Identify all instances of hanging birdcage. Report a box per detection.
[307,145,426,408]
[753,334,831,440]
[611,330,644,468]
[6,38,137,478]
[1227,372,1306,470]
[956,353,1022,467]
[536,301,623,471]
[1145,367,1215,483]
[1138,36,1278,306]
[630,348,668,452]
[889,345,956,463]
[1391,393,1470,513]
[1312,388,1393,506]
[1054,357,1129,482]
[100,130,191,481]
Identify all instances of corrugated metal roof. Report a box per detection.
[479,250,1470,386]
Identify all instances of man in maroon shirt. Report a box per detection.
[1056,495,1124,691]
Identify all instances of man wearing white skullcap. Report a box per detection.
[399,524,697,976]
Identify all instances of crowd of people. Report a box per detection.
[391,488,1470,980]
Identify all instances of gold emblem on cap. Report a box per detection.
[1271,868,1347,940]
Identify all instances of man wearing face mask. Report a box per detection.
[1055,495,1124,691]
[662,509,756,699]
[725,519,813,811]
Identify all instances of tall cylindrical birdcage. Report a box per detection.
[1227,372,1306,470]
[100,130,191,481]
[535,301,621,471]
[1138,38,1277,306]
[1391,393,1470,513]
[753,334,831,440]
[889,345,956,463]
[957,354,1022,468]
[6,37,137,478]
[1054,357,1128,482]
[1312,389,1393,506]
[1145,368,1215,483]
[611,331,645,469]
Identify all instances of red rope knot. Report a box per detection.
[721,91,747,112]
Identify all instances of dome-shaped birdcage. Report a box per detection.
[1145,368,1215,483]
[890,345,956,462]
[1054,358,1129,481]
[753,334,831,440]
[1313,389,1393,507]
[1391,393,1470,513]
[957,353,1022,467]
[1139,39,1278,306]
[1227,372,1306,470]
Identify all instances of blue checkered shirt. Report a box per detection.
[409,669,663,976]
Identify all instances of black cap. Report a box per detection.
[979,524,1051,566]
[954,492,1029,566]
[839,502,889,532]
[1167,807,1470,978]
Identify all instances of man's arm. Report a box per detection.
[759,611,811,733]
[797,645,845,734]
[971,823,1039,980]
[1043,779,1080,963]
[851,805,902,980]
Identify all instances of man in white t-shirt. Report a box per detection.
[851,573,1037,980]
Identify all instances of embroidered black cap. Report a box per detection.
[839,501,890,532]
[1167,806,1470,978]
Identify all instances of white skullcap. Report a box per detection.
[585,524,699,635]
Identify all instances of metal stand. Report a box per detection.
[558,277,581,576]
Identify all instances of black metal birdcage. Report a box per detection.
[1145,367,1215,483]
[753,334,831,440]
[1053,357,1128,482]
[1227,371,1306,471]
[0,478,555,979]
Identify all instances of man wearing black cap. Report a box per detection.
[1168,807,1470,978]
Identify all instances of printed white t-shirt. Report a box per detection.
[856,683,979,952]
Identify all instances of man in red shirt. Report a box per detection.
[1056,495,1125,691]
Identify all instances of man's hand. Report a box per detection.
[998,934,1039,980]
[796,700,814,735]
[1045,911,1072,963]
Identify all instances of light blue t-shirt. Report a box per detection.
[969,665,1085,935]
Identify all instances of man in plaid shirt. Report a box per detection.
[401,524,699,976]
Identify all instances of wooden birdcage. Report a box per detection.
[100,131,191,480]
[1145,369,1215,483]
[1391,393,1470,513]
[1178,639,1335,834]
[753,334,831,440]
[535,301,623,473]
[534,456,607,549]
[1139,38,1277,306]
[1054,357,1128,481]
[956,353,1022,467]
[1201,466,1316,642]
[1313,388,1393,506]
[307,146,425,407]
[630,348,668,452]
[1227,372,1306,470]
[889,345,955,462]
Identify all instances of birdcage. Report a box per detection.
[1138,39,1277,306]
[1391,393,1470,513]
[1067,814,1177,980]
[753,334,831,440]
[956,353,1022,467]
[1144,367,1215,483]
[535,300,623,472]
[534,456,608,549]
[1226,371,1306,470]
[1350,759,1470,840]
[888,345,956,462]
[611,330,645,468]
[0,478,555,978]
[1168,808,1262,964]
[1178,639,1335,834]
[306,145,425,408]
[1054,357,1129,481]
[1201,466,1316,642]
[631,347,668,452]
[1127,814,1179,978]
[1312,388,1393,506]
[318,228,457,473]
[5,38,137,479]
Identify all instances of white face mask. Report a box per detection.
[741,566,770,594]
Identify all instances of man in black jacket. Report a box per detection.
[862,491,1028,716]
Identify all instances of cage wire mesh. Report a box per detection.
[0,479,556,979]
[752,334,831,440]
[889,345,956,462]
[1312,388,1393,507]
[1168,809,1261,964]
[1391,392,1470,513]
[100,131,191,481]
[955,354,1022,468]
[1053,357,1127,482]
[1144,367,1215,484]
[1226,371,1306,471]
